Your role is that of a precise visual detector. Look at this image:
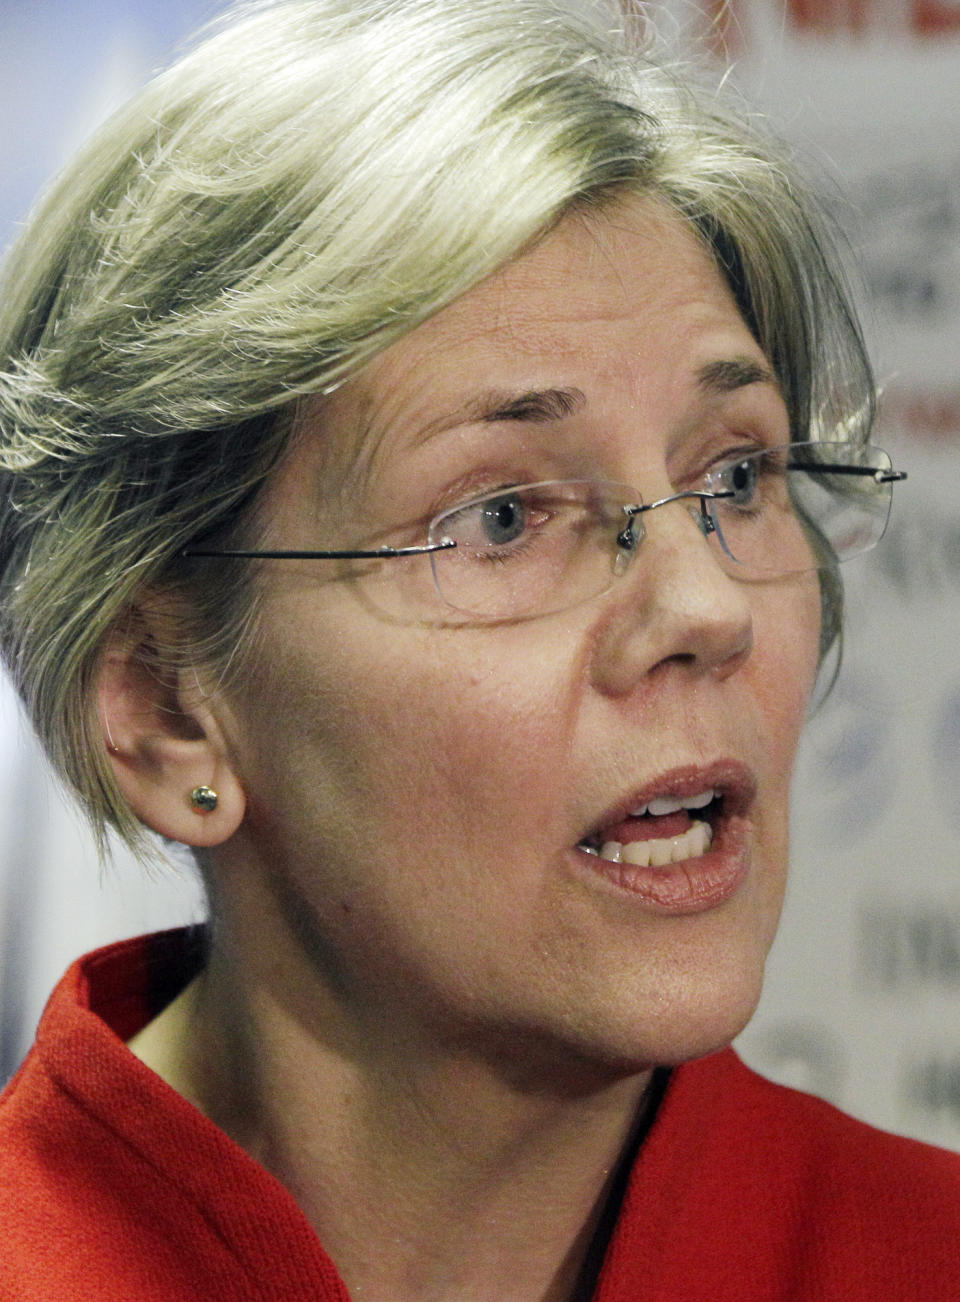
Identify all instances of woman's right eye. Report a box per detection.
[435,482,587,561]
[478,492,527,546]
[438,486,540,554]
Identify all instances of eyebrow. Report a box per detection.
[410,386,586,448]
[467,360,775,423]
[476,387,587,423]
[695,356,777,395]
[414,358,775,447]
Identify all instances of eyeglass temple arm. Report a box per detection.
[182,539,457,560]
[785,463,907,484]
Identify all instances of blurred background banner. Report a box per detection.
[2,0,959,1147]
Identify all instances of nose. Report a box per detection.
[590,494,754,698]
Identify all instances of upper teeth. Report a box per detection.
[630,789,716,817]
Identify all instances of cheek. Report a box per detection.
[751,575,822,795]
[230,601,581,863]
[361,640,582,852]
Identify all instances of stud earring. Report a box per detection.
[189,785,219,813]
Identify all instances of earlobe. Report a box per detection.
[97,618,245,848]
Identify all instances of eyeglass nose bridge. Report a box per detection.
[615,488,737,567]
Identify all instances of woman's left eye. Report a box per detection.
[717,455,761,506]
[702,442,776,505]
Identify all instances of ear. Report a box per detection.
[97,609,246,848]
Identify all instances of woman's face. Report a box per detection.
[214,198,821,1077]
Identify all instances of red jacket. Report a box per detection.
[2,929,959,1300]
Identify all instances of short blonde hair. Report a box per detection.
[0,0,873,855]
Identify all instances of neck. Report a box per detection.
[130,928,658,1302]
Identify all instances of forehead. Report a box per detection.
[288,196,771,498]
[366,197,754,377]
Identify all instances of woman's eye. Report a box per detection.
[726,457,759,505]
[433,483,568,566]
[479,493,527,546]
[706,446,777,508]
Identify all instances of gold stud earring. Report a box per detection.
[189,785,219,814]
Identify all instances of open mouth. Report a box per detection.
[576,789,723,867]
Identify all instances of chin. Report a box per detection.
[477,972,765,1096]
[591,954,771,1076]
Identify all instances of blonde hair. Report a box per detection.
[0,0,873,855]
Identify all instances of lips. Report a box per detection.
[572,760,757,913]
